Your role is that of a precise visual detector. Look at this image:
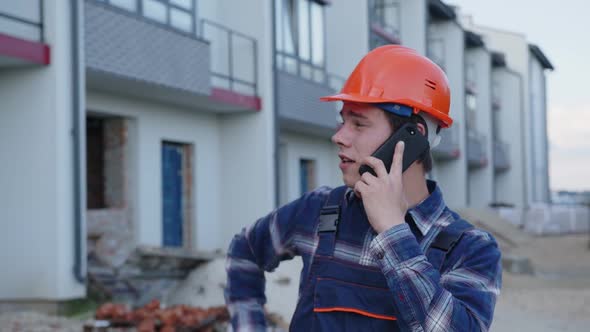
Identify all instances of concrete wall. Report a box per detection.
[198,0,277,246]
[472,26,532,207]
[493,68,527,209]
[428,21,468,209]
[86,91,224,252]
[0,1,85,299]
[325,0,369,79]
[466,47,493,208]
[529,56,550,203]
[399,0,427,55]
[278,132,341,205]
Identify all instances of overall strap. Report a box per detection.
[315,186,348,256]
[426,219,474,271]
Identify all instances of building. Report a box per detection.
[0,0,553,311]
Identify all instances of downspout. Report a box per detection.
[71,0,86,283]
[272,0,280,207]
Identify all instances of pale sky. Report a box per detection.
[449,0,590,191]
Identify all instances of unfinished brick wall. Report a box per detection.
[87,117,134,267]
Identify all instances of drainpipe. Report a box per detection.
[71,0,86,283]
[271,0,280,208]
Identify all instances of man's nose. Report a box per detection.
[332,125,350,147]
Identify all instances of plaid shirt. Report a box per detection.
[225,181,502,331]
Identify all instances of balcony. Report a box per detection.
[494,140,510,172]
[276,52,342,138]
[467,130,488,168]
[0,0,50,66]
[432,123,461,161]
[85,0,260,112]
[369,0,401,48]
[201,19,261,111]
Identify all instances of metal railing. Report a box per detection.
[467,130,487,168]
[0,0,44,42]
[432,123,461,160]
[494,139,510,171]
[369,0,401,48]
[275,50,328,85]
[96,0,198,36]
[200,19,258,97]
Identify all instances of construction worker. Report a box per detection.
[225,45,502,331]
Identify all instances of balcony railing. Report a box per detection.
[276,51,327,85]
[467,130,487,168]
[0,0,44,42]
[200,19,258,97]
[432,123,461,161]
[96,0,198,36]
[494,140,510,172]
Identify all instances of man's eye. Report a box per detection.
[354,121,365,127]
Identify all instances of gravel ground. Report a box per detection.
[0,312,83,332]
[1,232,589,331]
[492,233,590,332]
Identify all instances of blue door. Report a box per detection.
[162,142,183,247]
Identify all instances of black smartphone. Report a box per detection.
[359,123,430,176]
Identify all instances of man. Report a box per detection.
[225,45,502,331]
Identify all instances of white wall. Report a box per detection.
[279,132,341,205]
[325,0,370,79]
[428,21,468,209]
[0,1,85,299]
[399,0,427,54]
[493,68,526,209]
[86,91,224,252]
[199,0,277,247]
[472,26,531,207]
[529,56,550,203]
[466,47,493,208]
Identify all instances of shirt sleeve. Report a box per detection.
[224,188,327,331]
[369,223,502,332]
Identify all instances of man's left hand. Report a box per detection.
[354,141,408,234]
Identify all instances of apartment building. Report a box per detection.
[0,0,552,307]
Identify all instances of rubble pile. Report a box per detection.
[88,299,228,332]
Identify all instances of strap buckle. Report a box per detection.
[318,205,340,233]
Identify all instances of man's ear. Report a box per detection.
[416,122,427,136]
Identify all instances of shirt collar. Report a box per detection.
[407,180,447,236]
[345,180,446,236]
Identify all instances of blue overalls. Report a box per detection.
[289,186,472,332]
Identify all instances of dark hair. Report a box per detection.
[383,111,433,173]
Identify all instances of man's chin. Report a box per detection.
[342,173,358,188]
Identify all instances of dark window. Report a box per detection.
[300,159,317,194]
[86,118,106,209]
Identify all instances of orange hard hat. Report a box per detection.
[321,45,453,128]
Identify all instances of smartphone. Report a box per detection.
[358,123,430,176]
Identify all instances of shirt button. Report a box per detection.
[376,251,384,260]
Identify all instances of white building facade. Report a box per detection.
[0,0,552,306]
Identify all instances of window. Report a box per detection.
[369,0,400,49]
[300,159,317,194]
[102,0,197,35]
[275,0,326,83]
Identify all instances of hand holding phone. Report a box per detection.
[358,123,430,177]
